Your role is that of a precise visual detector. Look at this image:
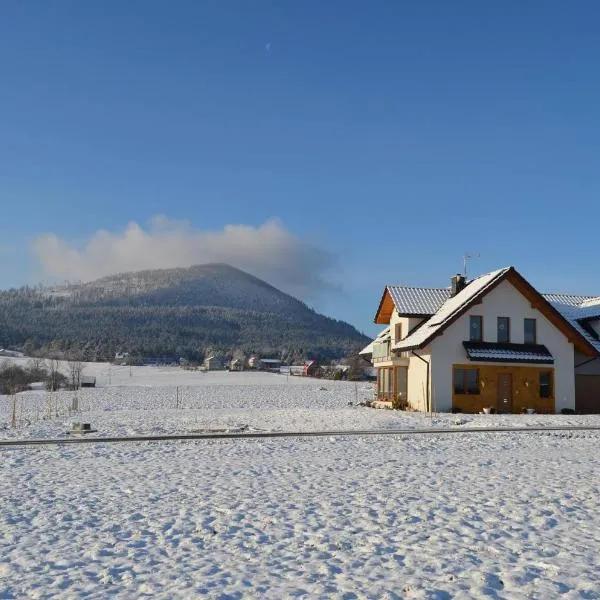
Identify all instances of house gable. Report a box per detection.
[395,267,599,357]
[374,289,396,324]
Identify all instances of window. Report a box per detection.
[454,368,480,394]
[378,368,393,396]
[539,371,552,398]
[497,317,510,343]
[469,316,483,341]
[395,323,402,342]
[524,318,537,344]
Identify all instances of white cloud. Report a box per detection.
[32,216,336,299]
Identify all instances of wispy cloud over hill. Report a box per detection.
[32,216,337,300]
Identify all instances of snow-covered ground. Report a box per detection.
[2,431,600,598]
[2,360,600,439]
[2,360,600,597]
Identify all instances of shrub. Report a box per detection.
[392,396,408,410]
[560,408,575,415]
[0,362,32,394]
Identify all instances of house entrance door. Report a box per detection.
[497,373,513,413]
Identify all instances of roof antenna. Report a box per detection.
[463,253,480,279]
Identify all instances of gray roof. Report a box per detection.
[368,271,600,356]
[547,302,600,353]
[395,268,510,351]
[387,286,450,316]
[542,293,596,307]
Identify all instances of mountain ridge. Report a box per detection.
[0,264,368,362]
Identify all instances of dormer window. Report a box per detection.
[470,315,483,341]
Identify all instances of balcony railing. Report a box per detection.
[372,342,412,363]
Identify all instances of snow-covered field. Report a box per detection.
[2,360,600,439]
[3,431,600,598]
[2,361,600,598]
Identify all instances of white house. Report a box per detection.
[361,267,600,413]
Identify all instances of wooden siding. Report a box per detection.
[452,364,555,414]
[375,290,395,324]
[575,375,600,414]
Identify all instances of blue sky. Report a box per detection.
[1,1,600,336]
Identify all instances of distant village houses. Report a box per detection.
[204,355,226,371]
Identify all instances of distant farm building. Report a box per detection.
[303,360,321,377]
[288,365,305,376]
[229,358,243,371]
[259,358,282,371]
[80,376,96,388]
[204,355,226,371]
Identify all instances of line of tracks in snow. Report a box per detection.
[2,425,600,448]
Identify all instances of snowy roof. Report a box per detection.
[394,268,511,352]
[463,342,554,364]
[580,296,600,308]
[386,286,450,315]
[260,358,282,364]
[367,267,600,357]
[542,293,596,307]
[548,303,600,354]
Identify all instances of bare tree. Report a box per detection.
[68,355,84,391]
[45,358,63,392]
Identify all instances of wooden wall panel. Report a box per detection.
[452,364,555,414]
[575,375,600,414]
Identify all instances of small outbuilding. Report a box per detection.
[259,358,282,371]
[229,359,243,371]
[80,376,96,388]
[303,360,321,377]
[204,355,226,371]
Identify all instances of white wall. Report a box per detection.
[389,313,426,345]
[386,311,430,410]
[407,349,431,411]
[429,279,576,412]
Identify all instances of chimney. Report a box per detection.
[451,273,466,296]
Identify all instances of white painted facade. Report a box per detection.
[407,349,431,411]
[428,280,576,412]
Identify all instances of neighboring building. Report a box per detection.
[361,267,600,413]
[229,358,243,371]
[204,355,226,371]
[248,356,261,369]
[288,365,305,376]
[303,360,321,377]
[259,358,282,371]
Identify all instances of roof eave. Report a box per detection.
[374,286,393,324]
[507,270,600,358]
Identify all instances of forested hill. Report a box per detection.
[0,264,369,362]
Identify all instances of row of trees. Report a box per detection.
[0,358,84,395]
